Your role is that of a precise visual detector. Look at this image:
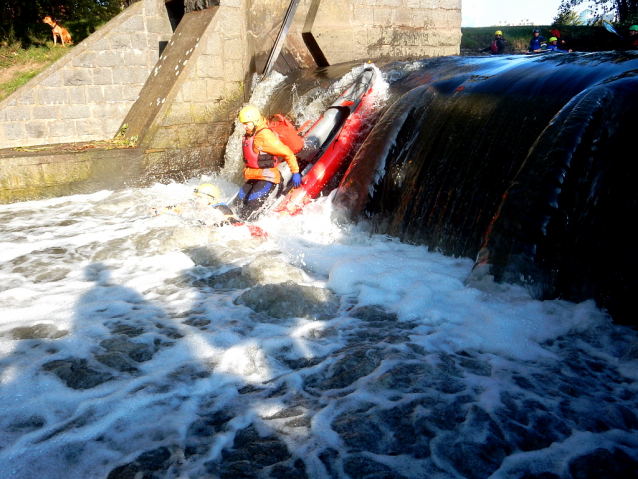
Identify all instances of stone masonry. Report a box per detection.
[312,0,462,63]
[140,0,462,179]
[0,0,461,203]
[0,0,174,150]
[313,0,461,63]
[141,2,249,181]
[254,0,462,68]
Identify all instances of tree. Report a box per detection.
[557,0,638,23]
[1,0,123,44]
[554,5,584,25]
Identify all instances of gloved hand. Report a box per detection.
[292,173,302,188]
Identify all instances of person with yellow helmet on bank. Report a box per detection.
[236,105,301,220]
[481,30,505,54]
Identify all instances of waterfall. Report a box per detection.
[334,52,638,325]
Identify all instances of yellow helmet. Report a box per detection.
[194,183,219,202]
[495,30,502,36]
[238,105,261,123]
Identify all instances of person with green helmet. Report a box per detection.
[627,25,638,49]
[546,36,572,52]
[481,30,505,55]
[150,183,240,226]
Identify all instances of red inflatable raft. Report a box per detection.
[271,65,377,216]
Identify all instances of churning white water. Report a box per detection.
[0,64,637,479]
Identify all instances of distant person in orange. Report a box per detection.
[627,25,638,49]
[235,105,301,220]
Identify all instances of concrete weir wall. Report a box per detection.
[0,0,461,203]
[136,3,248,182]
[0,1,174,150]
[294,0,461,65]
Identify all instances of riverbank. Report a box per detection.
[461,25,626,54]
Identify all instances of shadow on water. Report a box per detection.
[2,59,638,478]
[1,192,637,478]
[335,52,638,325]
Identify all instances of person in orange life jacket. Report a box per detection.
[150,183,240,226]
[481,30,505,54]
[237,105,301,220]
[626,25,638,49]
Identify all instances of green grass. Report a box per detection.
[0,17,112,102]
[1,70,39,99]
[461,25,626,54]
[1,17,110,49]
[0,42,70,68]
[0,42,70,101]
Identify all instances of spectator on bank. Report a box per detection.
[627,25,638,49]
[550,28,569,49]
[481,30,506,54]
[528,28,545,53]
[546,36,572,52]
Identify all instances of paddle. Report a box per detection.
[604,20,623,39]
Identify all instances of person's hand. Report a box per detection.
[292,173,302,188]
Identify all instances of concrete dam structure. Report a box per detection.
[0,0,461,203]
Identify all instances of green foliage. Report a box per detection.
[0,69,40,100]
[0,42,69,101]
[0,1,117,102]
[554,6,584,25]
[1,0,123,46]
[462,26,548,53]
[0,42,67,68]
[461,25,627,53]
[617,10,638,29]
[557,0,638,23]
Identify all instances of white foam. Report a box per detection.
[0,68,636,479]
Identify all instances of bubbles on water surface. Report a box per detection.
[1,63,638,478]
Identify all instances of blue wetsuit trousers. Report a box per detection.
[237,180,280,220]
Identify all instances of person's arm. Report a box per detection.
[211,203,241,225]
[150,204,184,216]
[254,129,299,173]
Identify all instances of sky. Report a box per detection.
[462,0,564,27]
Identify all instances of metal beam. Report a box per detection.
[262,0,302,77]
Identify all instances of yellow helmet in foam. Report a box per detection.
[194,183,219,202]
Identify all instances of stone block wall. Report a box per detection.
[0,0,174,150]
[140,2,250,180]
[310,0,462,63]
[0,0,463,203]
[247,0,462,70]
[148,4,246,148]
